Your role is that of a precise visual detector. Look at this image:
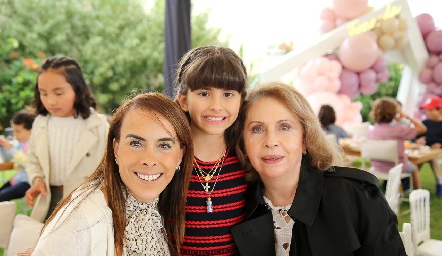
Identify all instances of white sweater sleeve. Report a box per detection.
[32,189,114,256]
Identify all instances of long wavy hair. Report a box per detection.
[33,56,97,119]
[236,82,342,182]
[174,45,248,149]
[43,92,193,255]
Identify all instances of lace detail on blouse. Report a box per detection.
[124,193,170,255]
[263,196,295,256]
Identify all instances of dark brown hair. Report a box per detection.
[43,92,193,255]
[318,104,336,131]
[11,109,36,130]
[34,56,97,119]
[175,45,247,149]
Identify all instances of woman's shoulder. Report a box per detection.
[325,166,379,186]
[323,166,379,189]
[53,188,111,230]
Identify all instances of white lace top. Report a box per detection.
[263,196,295,256]
[124,193,170,255]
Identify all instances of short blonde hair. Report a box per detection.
[236,82,342,182]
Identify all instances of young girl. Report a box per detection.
[175,46,248,255]
[25,56,109,220]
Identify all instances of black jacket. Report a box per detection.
[232,166,406,256]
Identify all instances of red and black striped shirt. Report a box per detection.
[181,148,247,256]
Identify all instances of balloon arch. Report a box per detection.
[259,0,439,126]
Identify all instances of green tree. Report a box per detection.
[0,0,226,115]
[0,33,42,132]
[355,63,403,122]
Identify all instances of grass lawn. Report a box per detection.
[397,162,442,240]
[1,162,441,256]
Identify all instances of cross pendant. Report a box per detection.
[203,182,210,192]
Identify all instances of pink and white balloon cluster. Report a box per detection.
[415,13,442,119]
[320,0,369,34]
[416,13,442,96]
[295,57,363,126]
[335,33,389,99]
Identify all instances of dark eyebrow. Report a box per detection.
[125,134,145,141]
[159,137,176,144]
[125,134,176,144]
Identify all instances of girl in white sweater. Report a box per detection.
[24,56,109,220]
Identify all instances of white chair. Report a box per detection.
[409,189,442,255]
[384,163,403,214]
[1,195,47,256]
[360,139,412,185]
[344,122,371,138]
[400,223,414,256]
[0,201,16,251]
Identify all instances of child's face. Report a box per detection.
[11,123,31,143]
[38,70,76,117]
[426,108,442,120]
[178,87,241,136]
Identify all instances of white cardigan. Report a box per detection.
[25,109,109,220]
[33,188,114,255]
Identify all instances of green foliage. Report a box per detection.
[0,32,42,131]
[355,63,403,122]
[0,0,226,115]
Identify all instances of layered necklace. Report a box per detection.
[193,147,227,213]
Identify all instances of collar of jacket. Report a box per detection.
[35,108,102,129]
[246,164,325,226]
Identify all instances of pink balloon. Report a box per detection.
[339,33,379,72]
[327,61,343,78]
[426,30,442,53]
[335,17,349,26]
[313,57,330,72]
[415,13,436,37]
[433,62,442,84]
[360,81,378,95]
[359,69,377,87]
[377,69,390,83]
[307,92,345,124]
[328,78,341,92]
[320,7,337,21]
[426,54,440,69]
[320,20,336,34]
[338,69,359,98]
[419,68,433,84]
[312,76,329,91]
[332,0,368,20]
[372,55,387,73]
[426,83,442,95]
[299,65,317,83]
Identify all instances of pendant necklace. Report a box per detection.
[194,147,227,213]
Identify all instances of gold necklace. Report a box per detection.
[193,147,227,213]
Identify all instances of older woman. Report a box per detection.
[32,93,193,255]
[232,82,405,256]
